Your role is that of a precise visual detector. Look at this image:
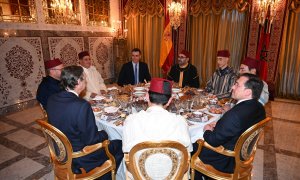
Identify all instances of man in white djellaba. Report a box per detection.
[78,51,107,99]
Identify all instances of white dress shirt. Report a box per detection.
[81,65,107,99]
[122,105,192,152]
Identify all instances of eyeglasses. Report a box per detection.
[178,56,186,59]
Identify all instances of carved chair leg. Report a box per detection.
[191,168,195,180]
[111,170,116,180]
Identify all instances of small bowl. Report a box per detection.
[192,111,203,118]
[133,91,146,97]
[209,99,217,105]
[134,87,145,91]
[172,88,181,93]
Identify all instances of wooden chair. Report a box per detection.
[124,141,190,180]
[191,117,271,180]
[36,119,116,180]
[39,103,48,119]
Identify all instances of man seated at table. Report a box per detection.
[239,57,269,105]
[167,50,200,88]
[193,73,266,179]
[47,65,123,179]
[36,58,64,109]
[78,51,107,99]
[123,78,192,153]
[205,50,237,99]
[117,48,151,86]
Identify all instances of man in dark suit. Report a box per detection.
[117,48,151,86]
[47,66,123,179]
[36,58,64,109]
[193,73,266,178]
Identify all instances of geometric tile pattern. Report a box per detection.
[88,37,114,80]
[0,101,299,179]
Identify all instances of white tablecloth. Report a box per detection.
[95,111,221,143]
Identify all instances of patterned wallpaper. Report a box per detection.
[0,37,45,109]
[0,35,116,113]
[48,37,84,66]
[88,37,114,79]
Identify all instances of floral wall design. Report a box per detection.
[88,37,114,79]
[48,37,84,66]
[0,37,44,109]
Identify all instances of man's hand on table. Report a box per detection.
[203,121,217,132]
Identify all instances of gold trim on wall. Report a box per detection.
[124,0,164,19]
[190,0,250,16]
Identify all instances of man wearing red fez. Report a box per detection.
[36,58,64,109]
[78,51,107,99]
[117,48,151,86]
[239,57,269,105]
[205,50,237,99]
[123,78,192,161]
[167,50,200,88]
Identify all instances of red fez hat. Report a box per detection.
[217,50,230,58]
[78,51,90,60]
[149,78,172,95]
[242,57,259,70]
[44,58,62,69]
[179,50,190,58]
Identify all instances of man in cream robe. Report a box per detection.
[78,51,107,99]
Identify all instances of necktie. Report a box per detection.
[134,63,138,84]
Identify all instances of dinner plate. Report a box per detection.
[104,106,119,113]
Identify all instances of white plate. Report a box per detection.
[107,87,118,91]
[104,106,119,113]
[134,87,145,91]
[172,88,181,93]
[92,95,105,101]
[133,91,146,97]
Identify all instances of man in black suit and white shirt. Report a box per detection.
[193,73,266,178]
[117,48,151,86]
[47,66,123,179]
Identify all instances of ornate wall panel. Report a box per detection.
[48,37,84,66]
[88,37,114,80]
[0,37,44,109]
